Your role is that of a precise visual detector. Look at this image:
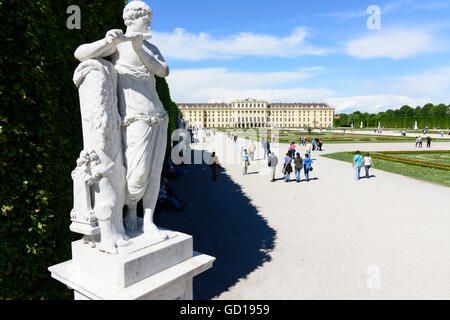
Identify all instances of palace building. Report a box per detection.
[177,98,335,129]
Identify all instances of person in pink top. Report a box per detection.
[288,141,296,158]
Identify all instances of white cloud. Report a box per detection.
[411,1,450,11]
[320,10,366,20]
[397,67,450,100]
[167,67,431,113]
[326,95,431,113]
[345,29,432,59]
[166,67,333,102]
[151,27,328,61]
[320,0,409,20]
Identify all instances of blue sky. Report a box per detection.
[139,0,450,113]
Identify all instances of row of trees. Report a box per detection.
[334,104,450,129]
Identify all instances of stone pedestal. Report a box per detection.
[48,220,215,300]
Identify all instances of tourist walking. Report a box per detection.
[315,137,320,149]
[303,153,313,182]
[289,141,296,158]
[426,135,431,148]
[237,143,244,157]
[268,150,278,182]
[418,135,423,148]
[242,149,250,175]
[262,138,266,159]
[293,152,303,183]
[282,152,293,182]
[265,139,271,160]
[249,141,256,161]
[363,152,374,179]
[312,139,316,151]
[210,152,220,181]
[318,139,323,151]
[306,141,312,157]
[353,151,363,180]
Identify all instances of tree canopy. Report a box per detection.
[334,103,450,129]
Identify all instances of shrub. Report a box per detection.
[0,0,179,300]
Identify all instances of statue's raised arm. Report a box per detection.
[128,32,169,78]
[74,29,126,62]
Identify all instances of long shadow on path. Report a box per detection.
[154,149,276,300]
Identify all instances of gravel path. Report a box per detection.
[157,132,450,299]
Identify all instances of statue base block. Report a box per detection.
[48,225,215,300]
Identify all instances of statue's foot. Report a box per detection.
[143,221,169,241]
[116,237,131,247]
[124,212,137,231]
[97,238,118,255]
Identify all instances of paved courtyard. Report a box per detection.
[156,132,450,299]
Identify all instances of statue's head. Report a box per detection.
[123,1,153,32]
[88,151,99,162]
[76,157,86,166]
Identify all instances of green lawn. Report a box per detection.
[322,151,450,187]
[221,128,450,144]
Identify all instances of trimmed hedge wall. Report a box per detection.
[155,76,181,154]
[0,0,180,299]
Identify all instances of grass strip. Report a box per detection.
[322,151,450,187]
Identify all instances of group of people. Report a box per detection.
[374,129,383,134]
[158,156,187,211]
[415,135,432,148]
[280,151,313,183]
[352,151,374,180]
[237,137,316,183]
[226,131,239,143]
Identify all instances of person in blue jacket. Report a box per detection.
[303,153,313,182]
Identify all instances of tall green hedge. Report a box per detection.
[334,104,450,129]
[0,0,180,299]
[155,76,181,154]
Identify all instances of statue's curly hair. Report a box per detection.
[123,1,153,27]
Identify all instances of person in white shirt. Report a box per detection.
[248,141,256,161]
[363,152,374,179]
[306,141,312,157]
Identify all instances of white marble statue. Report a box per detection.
[72,0,170,253]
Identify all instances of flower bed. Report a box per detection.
[372,153,450,170]
[324,137,354,140]
[379,150,450,155]
[375,137,398,140]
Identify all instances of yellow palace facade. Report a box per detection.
[177,98,335,129]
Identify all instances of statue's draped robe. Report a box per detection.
[114,58,168,205]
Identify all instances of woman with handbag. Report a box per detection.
[283,152,293,182]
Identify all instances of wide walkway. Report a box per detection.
[160,133,450,299]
